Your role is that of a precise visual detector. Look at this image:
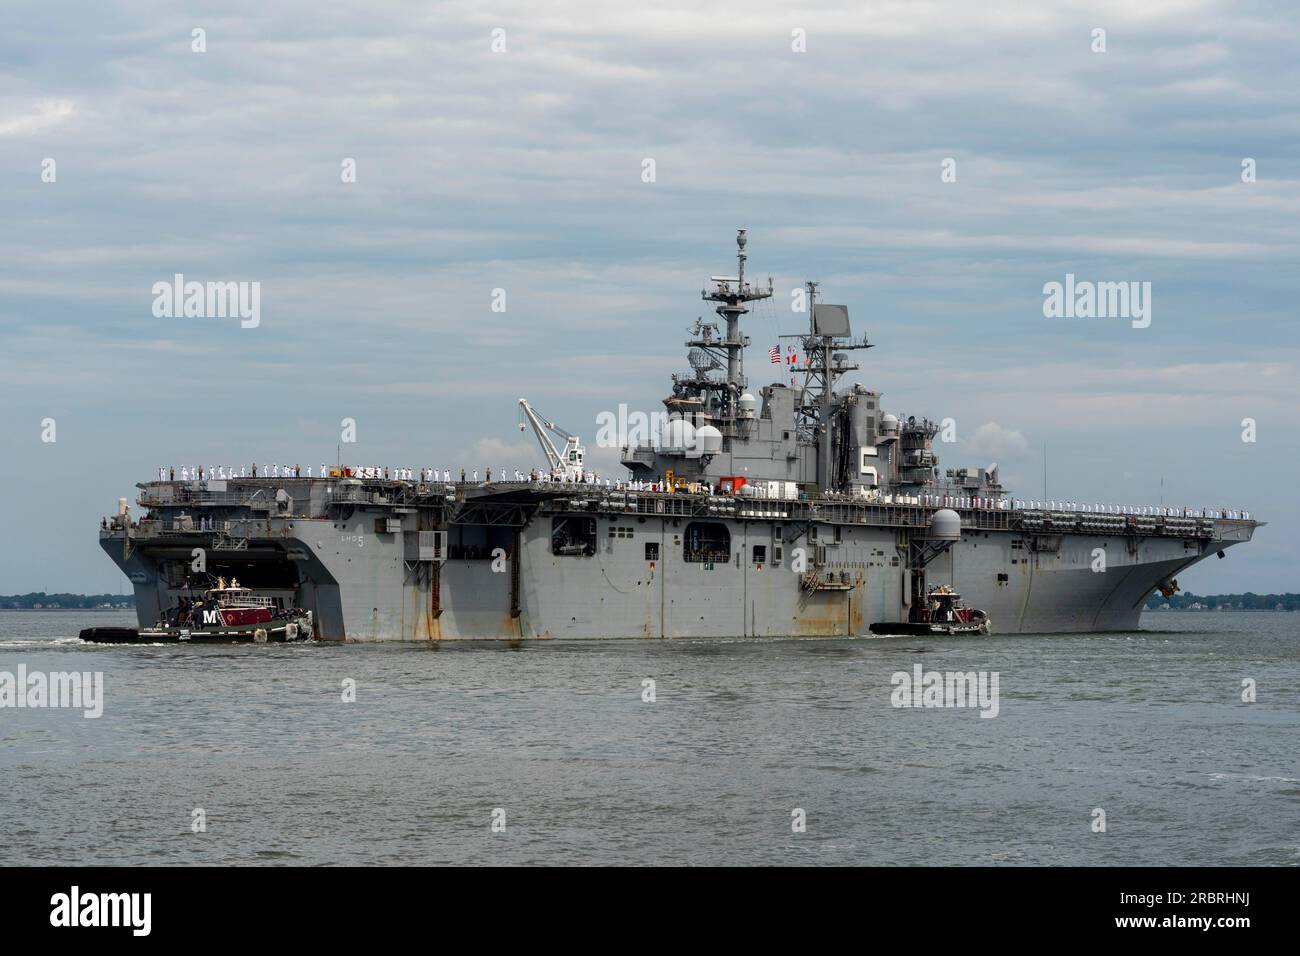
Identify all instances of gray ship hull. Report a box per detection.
[100,479,1256,641]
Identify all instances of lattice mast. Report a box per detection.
[785,280,873,492]
[697,229,773,432]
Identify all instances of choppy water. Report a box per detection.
[0,610,1296,866]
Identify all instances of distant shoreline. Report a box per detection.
[1,594,134,611]
[1150,607,1297,612]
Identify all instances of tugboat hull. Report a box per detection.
[78,627,142,644]
[138,620,308,643]
[80,622,309,644]
[869,619,991,637]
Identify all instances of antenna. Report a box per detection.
[697,228,773,425]
[737,227,746,288]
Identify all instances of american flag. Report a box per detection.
[769,345,780,364]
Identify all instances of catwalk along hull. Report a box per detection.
[100,479,1256,641]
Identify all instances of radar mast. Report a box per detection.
[783,280,874,493]
[693,229,773,432]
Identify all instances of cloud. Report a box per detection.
[460,437,541,470]
[964,422,1029,460]
[0,98,75,136]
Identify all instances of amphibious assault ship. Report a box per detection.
[99,232,1259,640]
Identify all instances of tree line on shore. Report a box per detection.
[1145,592,1300,611]
[1,592,135,609]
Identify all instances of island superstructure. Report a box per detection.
[99,231,1259,640]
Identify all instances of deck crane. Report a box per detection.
[518,398,586,480]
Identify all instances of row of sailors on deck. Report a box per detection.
[917,493,1249,520]
[158,464,437,481]
[1003,500,1249,520]
[155,462,700,494]
[156,463,622,485]
[159,464,329,481]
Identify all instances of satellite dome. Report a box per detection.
[880,414,899,434]
[695,425,723,455]
[929,508,962,540]
[659,418,697,452]
[738,392,757,419]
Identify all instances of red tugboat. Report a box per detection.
[137,578,312,643]
[870,585,991,636]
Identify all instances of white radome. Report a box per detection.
[660,418,697,452]
[930,508,962,540]
[695,425,723,455]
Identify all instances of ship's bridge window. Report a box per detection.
[552,516,596,557]
[683,522,730,564]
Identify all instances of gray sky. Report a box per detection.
[1,0,1296,594]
